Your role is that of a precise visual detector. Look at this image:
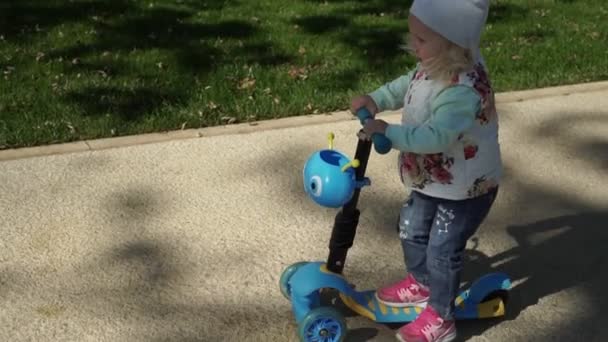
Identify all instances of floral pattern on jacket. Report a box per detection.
[460,134,479,160]
[467,63,497,125]
[400,152,455,189]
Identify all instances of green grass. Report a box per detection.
[1,0,607,149]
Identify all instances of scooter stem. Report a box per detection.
[326,133,372,274]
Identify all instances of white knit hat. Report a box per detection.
[410,0,489,57]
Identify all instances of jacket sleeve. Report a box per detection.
[368,69,415,112]
[384,85,481,153]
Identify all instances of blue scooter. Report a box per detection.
[280,108,511,342]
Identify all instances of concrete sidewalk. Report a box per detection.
[1,82,608,342]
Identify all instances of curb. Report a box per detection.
[2,80,608,162]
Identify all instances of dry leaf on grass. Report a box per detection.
[238,77,256,90]
[66,122,76,134]
[221,116,237,124]
[288,66,308,80]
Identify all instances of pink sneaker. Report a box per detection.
[396,306,456,342]
[376,274,430,307]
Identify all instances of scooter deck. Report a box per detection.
[339,287,506,323]
[289,262,511,324]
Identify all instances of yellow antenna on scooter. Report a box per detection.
[328,132,335,150]
[341,159,360,172]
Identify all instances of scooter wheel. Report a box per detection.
[298,306,346,342]
[279,262,308,300]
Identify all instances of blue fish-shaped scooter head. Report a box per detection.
[302,133,369,208]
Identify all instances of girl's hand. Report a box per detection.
[350,95,379,116]
[362,119,388,138]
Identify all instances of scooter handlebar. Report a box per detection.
[355,107,392,155]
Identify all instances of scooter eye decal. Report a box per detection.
[309,175,323,197]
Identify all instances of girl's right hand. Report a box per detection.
[350,95,379,117]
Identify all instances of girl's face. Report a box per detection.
[408,14,445,62]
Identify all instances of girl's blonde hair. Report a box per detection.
[404,33,475,82]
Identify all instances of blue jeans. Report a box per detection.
[398,188,498,320]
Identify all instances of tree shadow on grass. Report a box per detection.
[293,13,412,94]
[301,0,412,13]
[293,12,408,61]
[487,2,528,24]
[291,0,530,91]
[0,0,235,41]
[0,0,294,131]
[65,86,185,121]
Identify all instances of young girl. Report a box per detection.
[350,0,500,341]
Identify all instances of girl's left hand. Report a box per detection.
[363,119,388,137]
